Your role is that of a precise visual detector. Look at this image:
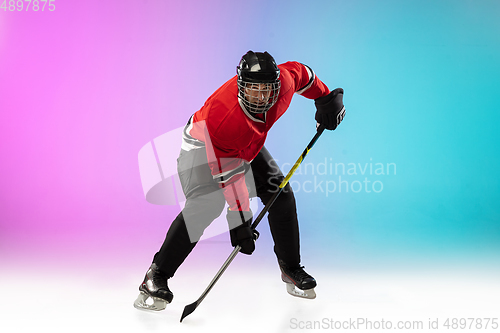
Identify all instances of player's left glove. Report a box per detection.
[314,88,346,130]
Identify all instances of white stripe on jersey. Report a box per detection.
[213,160,245,184]
[181,115,205,151]
[296,64,315,95]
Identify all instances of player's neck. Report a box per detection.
[250,111,265,121]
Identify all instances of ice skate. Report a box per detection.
[134,263,173,311]
[279,260,317,299]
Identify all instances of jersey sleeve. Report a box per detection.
[281,61,330,99]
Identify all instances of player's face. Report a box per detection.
[244,83,272,106]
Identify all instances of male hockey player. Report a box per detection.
[134,51,345,311]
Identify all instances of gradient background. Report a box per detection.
[1,0,499,332]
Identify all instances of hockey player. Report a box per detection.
[134,51,345,311]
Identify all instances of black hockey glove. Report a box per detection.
[227,209,259,255]
[314,88,346,130]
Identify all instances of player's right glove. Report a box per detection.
[227,209,259,255]
[314,88,346,130]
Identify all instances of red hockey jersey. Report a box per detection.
[182,61,330,211]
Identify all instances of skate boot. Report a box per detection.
[134,263,174,311]
[278,259,317,299]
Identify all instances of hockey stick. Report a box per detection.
[180,124,326,322]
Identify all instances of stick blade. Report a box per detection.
[180,301,198,322]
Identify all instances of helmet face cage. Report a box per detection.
[236,51,281,114]
[237,80,281,114]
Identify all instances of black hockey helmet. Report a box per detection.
[236,51,281,114]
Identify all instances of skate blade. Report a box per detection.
[133,292,168,311]
[285,283,316,299]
